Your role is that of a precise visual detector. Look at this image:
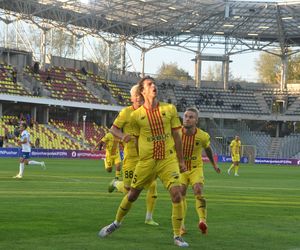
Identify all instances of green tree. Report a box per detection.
[289,54,300,81]
[255,52,281,84]
[156,62,192,81]
[255,51,300,84]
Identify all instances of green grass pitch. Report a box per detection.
[0,158,299,250]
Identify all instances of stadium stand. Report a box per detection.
[278,133,300,158]
[24,66,103,104]
[173,85,268,115]
[49,119,107,146]
[87,73,131,106]
[0,64,30,96]
[262,89,300,114]
[0,115,84,149]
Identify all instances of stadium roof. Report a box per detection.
[0,0,300,54]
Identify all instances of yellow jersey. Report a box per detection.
[182,127,210,171]
[230,139,241,155]
[113,105,138,158]
[101,132,120,156]
[131,102,181,160]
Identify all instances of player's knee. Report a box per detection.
[127,188,141,202]
[170,186,182,203]
[106,167,112,173]
[193,185,203,195]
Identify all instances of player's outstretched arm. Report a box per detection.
[204,146,221,173]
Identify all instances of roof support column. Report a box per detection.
[120,38,126,75]
[141,48,146,77]
[107,41,112,81]
[42,106,49,124]
[195,36,202,88]
[223,37,229,90]
[4,20,10,48]
[223,56,229,90]
[40,28,47,70]
[73,109,79,124]
[81,36,85,60]
[194,53,202,88]
[31,106,37,123]
[280,53,288,91]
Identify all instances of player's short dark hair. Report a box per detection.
[20,122,27,129]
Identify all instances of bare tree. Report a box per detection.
[156,62,192,81]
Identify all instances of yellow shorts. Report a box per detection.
[231,154,240,162]
[104,154,121,169]
[122,156,139,188]
[180,167,204,187]
[131,153,181,190]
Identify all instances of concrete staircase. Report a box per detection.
[267,137,282,158]
[44,124,88,149]
[254,92,271,114]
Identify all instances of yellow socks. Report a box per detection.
[146,181,158,217]
[195,195,207,222]
[234,165,239,175]
[115,170,121,179]
[172,202,183,237]
[115,195,133,223]
[181,197,187,229]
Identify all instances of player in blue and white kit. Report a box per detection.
[13,123,46,179]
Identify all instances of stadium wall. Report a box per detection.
[0,148,105,160]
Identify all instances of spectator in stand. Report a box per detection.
[0,136,4,147]
[26,114,31,126]
[12,69,17,83]
[46,74,52,83]
[33,62,40,74]
[34,138,41,149]
[81,67,88,75]
[229,85,236,93]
